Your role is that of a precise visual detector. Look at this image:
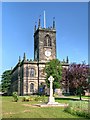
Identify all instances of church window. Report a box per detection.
[44,35,52,47]
[30,83,34,92]
[30,68,35,77]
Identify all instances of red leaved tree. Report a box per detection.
[61,63,90,100]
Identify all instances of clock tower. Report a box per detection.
[34,17,56,62]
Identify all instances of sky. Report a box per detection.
[1,2,88,77]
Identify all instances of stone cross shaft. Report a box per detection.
[48,76,54,98]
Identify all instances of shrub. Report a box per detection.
[25,97,30,101]
[12,92,18,102]
[64,101,90,118]
[21,95,47,102]
[34,96,41,101]
[29,96,34,101]
[40,95,46,102]
[22,97,26,102]
[22,96,29,102]
[22,96,34,102]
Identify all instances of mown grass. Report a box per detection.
[1,96,89,119]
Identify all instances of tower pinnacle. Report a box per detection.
[53,17,55,29]
[19,56,21,63]
[23,52,26,61]
[66,56,69,63]
[38,15,41,28]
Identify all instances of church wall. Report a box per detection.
[38,63,46,85]
[22,63,39,95]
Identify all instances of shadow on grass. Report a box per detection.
[55,97,80,101]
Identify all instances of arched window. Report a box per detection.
[44,35,52,47]
[30,68,35,77]
[30,83,34,92]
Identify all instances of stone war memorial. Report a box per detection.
[48,76,55,104]
[36,76,68,107]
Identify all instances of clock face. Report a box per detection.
[45,50,51,57]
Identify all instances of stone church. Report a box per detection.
[11,16,69,96]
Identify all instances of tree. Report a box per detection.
[61,67,70,94]
[44,59,62,91]
[62,63,90,100]
[1,70,12,94]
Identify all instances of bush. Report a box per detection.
[29,96,34,101]
[12,92,18,102]
[22,96,34,102]
[34,95,46,102]
[22,96,30,102]
[21,95,47,102]
[40,95,46,102]
[34,96,41,101]
[22,97,26,102]
[64,101,90,118]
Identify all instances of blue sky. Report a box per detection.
[2,2,88,75]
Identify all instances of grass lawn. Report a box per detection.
[1,96,89,119]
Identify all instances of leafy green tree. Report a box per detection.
[44,59,62,91]
[1,70,11,94]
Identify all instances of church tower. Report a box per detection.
[34,16,56,62]
[11,12,70,96]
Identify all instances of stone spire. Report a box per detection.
[19,56,21,63]
[23,52,26,61]
[53,17,55,29]
[38,15,41,28]
[66,56,69,63]
[38,18,40,28]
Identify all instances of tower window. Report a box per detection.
[30,83,34,92]
[44,35,52,47]
[30,68,35,77]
